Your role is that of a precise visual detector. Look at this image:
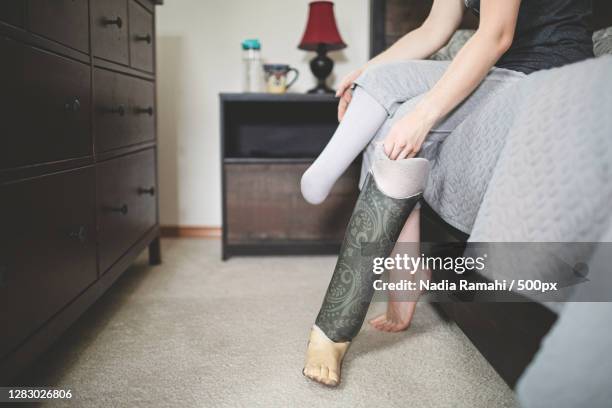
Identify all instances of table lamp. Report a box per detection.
[298,1,347,94]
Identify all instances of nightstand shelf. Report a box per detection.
[220,93,359,259]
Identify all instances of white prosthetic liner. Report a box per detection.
[370,143,430,199]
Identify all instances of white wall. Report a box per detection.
[156,0,370,227]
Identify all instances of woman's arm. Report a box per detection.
[368,0,466,66]
[384,0,522,159]
[337,0,466,121]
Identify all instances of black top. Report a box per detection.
[465,0,594,74]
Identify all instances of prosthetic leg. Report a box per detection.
[303,147,429,386]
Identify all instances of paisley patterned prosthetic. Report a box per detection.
[315,172,423,343]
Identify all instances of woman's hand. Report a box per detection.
[381,0,519,160]
[383,104,439,160]
[335,68,363,122]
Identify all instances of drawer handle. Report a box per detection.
[102,16,123,29]
[109,204,129,215]
[135,106,154,116]
[64,97,81,112]
[68,226,87,243]
[138,186,156,196]
[135,34,152,44]
[105,105,126,116]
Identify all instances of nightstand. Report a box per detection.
[220,93,359,260]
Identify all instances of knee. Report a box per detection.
[359,63,386,79]
[359,60,436,79]
[356,60,447,97]
[357,61,400,83]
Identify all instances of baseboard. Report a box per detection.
[160,225,221,239]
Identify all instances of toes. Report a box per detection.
[370,315,387,330]
[303,364,323,381]
[328,369,340,385]
[370,313,413,332]
[303,364,340,387]
[320,365,330,383]
[320,366,329,381]
[369,314,386,325]
[371,318,388,331]
[311,366,322,380]
[303,364,317,379]
[319,365,339,387]
[380,320,395,332]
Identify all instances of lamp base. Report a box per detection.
[308,46,335,95]
[307,83,335,94]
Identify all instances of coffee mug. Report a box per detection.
[263,64,299,94]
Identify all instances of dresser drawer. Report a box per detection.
[129,0,154,72]
[0,37,25,170]
[1,44,91,170]
[225,162,358,243]
[0,167,97,359]
[94,68,155,152]
[0,1,23,27]
[27,0,89,53]
[97,149,157,273]
[91,0,129,65]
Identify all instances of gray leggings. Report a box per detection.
[354,60,525,187]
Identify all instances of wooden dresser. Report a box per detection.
[0,0,162,383]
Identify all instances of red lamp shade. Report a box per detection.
[298,1,347,51]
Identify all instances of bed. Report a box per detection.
[369,0,612,387]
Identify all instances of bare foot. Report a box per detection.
[369,268,431,332]
[369,300,417,332]
[303,325,349,387]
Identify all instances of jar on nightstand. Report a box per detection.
[241,39,264,93]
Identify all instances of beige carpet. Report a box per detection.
[21,239,517,407]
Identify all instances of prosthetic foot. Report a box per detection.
[303,326,349,387]
[303,146,429,386]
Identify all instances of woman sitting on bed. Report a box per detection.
[301,0,594,387]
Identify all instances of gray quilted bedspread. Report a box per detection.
[423,55,612,242]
